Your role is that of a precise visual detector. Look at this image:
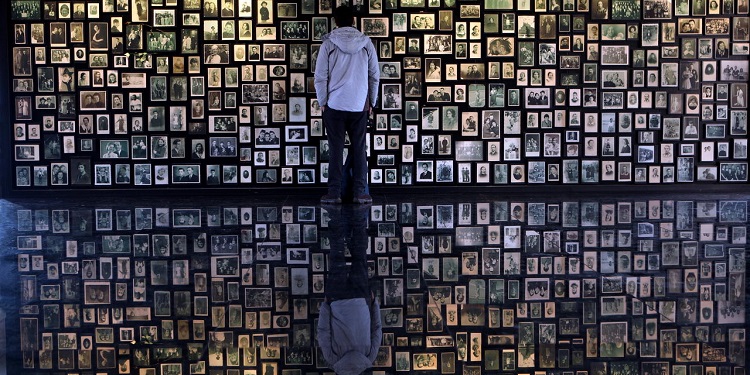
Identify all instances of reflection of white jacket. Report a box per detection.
[317,298,382,375]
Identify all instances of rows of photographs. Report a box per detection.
[8,0,750,189]
[12,198,748,373]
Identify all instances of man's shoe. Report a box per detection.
[320,194,342,204]
[353,194,373,204]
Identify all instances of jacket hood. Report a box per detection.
[332,350,372,375]
[323,27,371,54]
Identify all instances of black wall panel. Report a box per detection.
[5,0,749,193]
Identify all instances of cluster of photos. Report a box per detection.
[8,0,750,189]
[12,198,748,373]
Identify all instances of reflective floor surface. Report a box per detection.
[0,192,747,375]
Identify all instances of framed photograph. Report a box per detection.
[279,124,308,142]
[382,84,402,109]
[362,18,389,37]
[413,160,434,182]
[83,281,111,304]
[524,88,550,108]
[423,34,453,54]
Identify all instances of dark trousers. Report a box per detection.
[325,207,370,301]
[323,108,368,197]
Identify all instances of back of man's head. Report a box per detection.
[334,5,354,27]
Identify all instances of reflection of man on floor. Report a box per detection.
[317,206,382,375]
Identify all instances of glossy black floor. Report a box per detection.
[0,191,747,375]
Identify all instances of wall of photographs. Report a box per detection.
[8,197,748,374]
[6,0,750,190]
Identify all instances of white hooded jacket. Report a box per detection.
[314,26,380,112]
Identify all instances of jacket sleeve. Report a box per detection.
[366,300,383,363]
[366,39,380,108]
[314,41,331,107]
[317,301,337,365]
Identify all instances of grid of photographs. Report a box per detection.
[11,198,748,374]
[7,0,750,190]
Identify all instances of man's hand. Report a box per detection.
[321,105,326,113]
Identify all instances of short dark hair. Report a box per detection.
[333,5,354,27]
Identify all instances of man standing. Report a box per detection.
[315,5,379,204]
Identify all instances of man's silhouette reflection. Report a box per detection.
[317,206,382,375]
